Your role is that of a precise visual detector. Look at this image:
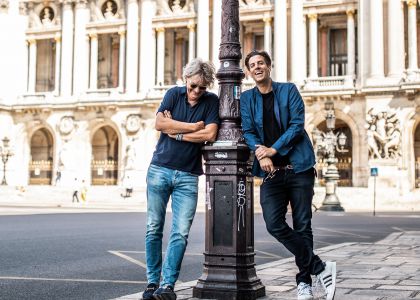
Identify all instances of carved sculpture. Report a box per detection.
[366,109,401,159]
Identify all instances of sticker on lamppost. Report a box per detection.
[233,85,241,100]
[237,179,246,231]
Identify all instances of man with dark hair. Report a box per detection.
[142,58,219,300]
[240,50,337,300]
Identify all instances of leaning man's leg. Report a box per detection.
[161,171,199,287]
[145,164,172,285]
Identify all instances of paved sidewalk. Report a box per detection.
[116,231,420,300]
[1,185,420,214]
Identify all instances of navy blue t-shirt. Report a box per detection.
[151,86,219,175]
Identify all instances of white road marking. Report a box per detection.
[0,276,146,284]
[108,251,148,269]
[316,227,370,238]
[108,251,184,284]
[113,250,278,259]
[254,249,282,259]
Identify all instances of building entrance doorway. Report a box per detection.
[91,126,119,185]
[29,128,53,185]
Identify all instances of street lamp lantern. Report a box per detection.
[325,101,336,130]
[312,102,348,211]
[338,132,347,149]
[0,136,14,185]
[2,136,9,148]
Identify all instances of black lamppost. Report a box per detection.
[192,0,265,299]
[0,137,14,185]
[312,100,348,211]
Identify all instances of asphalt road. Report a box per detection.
[0,211,419,300]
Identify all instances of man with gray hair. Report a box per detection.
[142,58,219,300]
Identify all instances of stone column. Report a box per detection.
[273,0,287,81]
[320,26,328,76]
[89,32,98,90]
[369,0,384,79]
[156,27,165,86]
[347,9,356,76]
[28,39,36,93]
[73,0,89,96]
[175,35,184,82]
[387,0,405,77]
[308,13,318,78]
[139,0,154,95]
[187,20,196,61]
[197,0,209,60]
[212,0,222,66]
[126,0,139,94]
[61,0,74,96]
[407,0,418,71]
[118,29,126,92]
[291,0,304,84]
[263,14,272,56]
[54,34,61,95]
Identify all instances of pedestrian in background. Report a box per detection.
[72,177,79,203]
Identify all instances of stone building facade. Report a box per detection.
[0,0,419,196]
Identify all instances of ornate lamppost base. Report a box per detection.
[319,194,345,211]
[193,283,266,300]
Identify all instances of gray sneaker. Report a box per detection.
[316,261,336,300]
[297,282,313,300]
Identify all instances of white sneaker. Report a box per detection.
[316,261,336,300]
[297,282,313,300]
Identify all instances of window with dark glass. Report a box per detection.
[329,28,347,76]
[97,33,119,89]
[36,39,55,92]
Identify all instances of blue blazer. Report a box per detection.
[240,81,316,177]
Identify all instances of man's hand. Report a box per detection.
[255,145,277,160]
[193,121,205,131]
[163,110,172,119]
[259,157,274,173]
[162,110,204,133]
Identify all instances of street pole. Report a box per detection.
[1,157,7,185]
[192,1,265,299]
[318,101,345,211]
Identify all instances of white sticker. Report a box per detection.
[215,152,228,159]
[223,61,229,68]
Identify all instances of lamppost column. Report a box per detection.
[318,102,345,211]
[193,1,265,299]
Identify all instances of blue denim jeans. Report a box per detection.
[260,167,324,285]
[145,164,199,287]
